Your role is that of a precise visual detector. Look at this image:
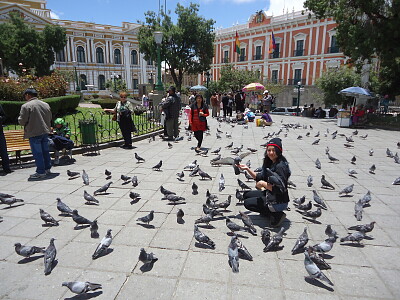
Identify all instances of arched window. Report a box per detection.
[80,74,87,90]
[131,50,138,65]
[77,46,85,63]
[114,49,122,64]
[96,47,104,63]
[98,75,105,90]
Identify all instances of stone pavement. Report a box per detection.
[0,114,399,299]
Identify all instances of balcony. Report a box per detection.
[238,55,246,62]
[288,78,306,85]
[269,52,280,59]
[293,49,305,56]
[222,57,230,63]
[328,46,340,54]
[253,54,263,60]
[269,78,283,84]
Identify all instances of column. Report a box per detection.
[123,42,132,90]
[66,35,72,62]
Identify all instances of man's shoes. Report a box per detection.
[3,168,12,174]
[54,157,60,165]
[45,169,52,175]
[270,212,286,227]
[124,145,133,149]
[29,172,46,179]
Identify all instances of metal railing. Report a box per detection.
[253,54,263,60]
[293,49,305,56]
[288,78,306,85]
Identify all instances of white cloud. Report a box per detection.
[50,11,60,19]
[266,0,306,16]
[231,0,258,3]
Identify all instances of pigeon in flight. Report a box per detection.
[62,281,102,295]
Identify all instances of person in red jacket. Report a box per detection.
[189,94,209,151]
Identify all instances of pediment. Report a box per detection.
[0,4,53,26]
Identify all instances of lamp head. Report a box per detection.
[153,31,163,45]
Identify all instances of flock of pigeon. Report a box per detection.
[1,114,399,297]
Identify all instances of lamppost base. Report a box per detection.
[155,84,164,92]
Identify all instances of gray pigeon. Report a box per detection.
[72,209,93,228]
[195,214,213,226]
[293,195,306,206]
[321,175,335,189]
[139,248,158,264]
[219,174,225,192]
[307,175,313,187]
[62,281,102,295]
[198,169,212,180]
[359,190,372,207]
[129,191,141,201]
[347,169,358,177]
[218,195,231,211]
[312,236,336,254]
[393,177,400,185]
[226,217,247,233]
[211,147,221,154]
[304,248,334,286]
[152,160,162,170]
[300,207,322,221]
[184,160,197,170]
[325,225,338,238]
[56,198,73,215]
[235,236,253,261]
[351,155,356,164]
[92,229,112,259]
[327,153,339,162]
[82,170,89,185]
[136,210,154,225]
[160,185,176,196]
[296,201,312,211]
[84,190,99,204]
[354,199,363,221]
[369,149,374,156]
[312,190,327,209]
[292,227,309,254]
[134,152,145,163]
[90,220,99,238]
[121,174,131,182]
[192,182,198,195]
[265,168,286,193]
[93,182,112,195]
[228,236,239,273]
[189,165,200,177]
[340,231,365,244]
[131,176,138,187]
[339,184,354,196]
[44,238,56,275]
[239,211,257,235]
[166,194,185,203]
[312,138,320,145]
[315,158,321,169]
[39,209,59,226]
[261,228,271,247]
[264,227,285,252]
[105,169,111,177]
[176,209,184,223]
[348,221,376,233]
[0,197,24,207]
[14,243,45,258]
[308,246,331,270]
[386,148,393,158]
[176,171,184,181]
[237,178,251,190]
[67,170,80,178]
[194,225,215,249]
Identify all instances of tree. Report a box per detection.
[138,3,215,91]
[0,12,67,77]
[218,64,260,92]
[316,67,360,106]
[303,0,400,96]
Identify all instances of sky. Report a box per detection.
[46,0,306,29]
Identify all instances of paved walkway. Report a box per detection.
[0,115,399,299]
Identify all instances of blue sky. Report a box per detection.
[47,0,306,29]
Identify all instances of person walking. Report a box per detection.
[0,104,11,174]
[221,93,229,118]
[162,86,181,140]
[210,92,219,118]
[262,90,273,113]
[104,91,136,149]
[189,94,209,151]
[18,88,52,179]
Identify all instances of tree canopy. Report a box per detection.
[304,0,400,96]
[138,3,215,91]
[218,64,260,92]
[0,12,67,77]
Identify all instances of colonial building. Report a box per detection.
[213,10,347,107]
[0,0,156,96]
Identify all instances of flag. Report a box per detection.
[235,31,241,55]
[268,32,276,54]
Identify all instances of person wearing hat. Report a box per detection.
[237,137,291,227]
[18,88,52,179]
[49,118,74,164]
[161,86,181,140]
[262,90,273,113]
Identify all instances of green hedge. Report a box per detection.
[91,99,118,109]
[0,95,81,123]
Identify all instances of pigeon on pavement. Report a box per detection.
[152,160,162,170]
[347,168,358,177]
[92,229,112,259]
[308,246,331,270]
[264,227,285,252]
[121,174,131,182]
[93,182,112,195]
[292,227,309,254]
[56,198,73,215]
[62,281,102,295]
[136,210,154,225]
[44,238,56,275]
[0,197,24,207]
[296,201,312,211]
[90,220,99,238]
[307,175,313,187]
[321,175,335,189]
[325,225,338,238]
[369,149,374,156]
[131,176,138,187]
[359,190,372,207]
[354,199,363,221]
[84,190,99,204]
[226,217,247,233]
[304,247,334,286]
[219,174,225,192]
[14,243,45,258]
[134,153,145,163]
[340,231,365,244]
[139,248,158,265]
[176,209,184,223]
[315,158,321,169]
[312,236,337,254]
[195,214,213,226]
[160,185,176,196]
[218,195,231,211]
[72,210,93,228]
[228,236,239,273]
[312,190,327,209]
[327,153,339,163]
[237,178,251,190]
[191,182,198,195]
[176,171,184,181]
[300,207,322,221]
[393,177,400,185]
[184,160,197,170]
[82,170,89,185]
[293,195,306,206]
[39,209,59,226]
[194,225,215,249]
[105,169,111,177]
[239,211,257,235]
[235,236,253,261]
[198,169,212,180]
[261,228,271,247]
[348,221,376,233]
[67,170,80,178]
[339,184,354,196]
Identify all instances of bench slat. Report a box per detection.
[4,130,31,153]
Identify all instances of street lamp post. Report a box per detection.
[296,81,302,116]
[111,73,119,93]
[153,31,164,91]
[205,71,211,105]
[72,61,80,92]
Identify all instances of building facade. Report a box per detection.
[213,10,347,107]
[0,0,156,96]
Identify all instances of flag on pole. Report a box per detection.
[235,31,241,55]
[268,32,276,54]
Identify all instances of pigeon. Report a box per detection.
[325,225,338,238]
[300,207,322,221]
[386,148,394,158]
[67,170,80,178]
[369,149,374,156]
[219,174,225,192]
[0,197,24,207]
[393,177,400,185]
[176,209,184,223]
[354,199,363,221]
[39,209,59,226]
[235,236,253,261]
[339,184,354,196]
[218,195,231,210]
[131,176,138,187]
[226,217,247,233]
[198,169,212,180]
[191,182,198,195]
[306,132,310,137]
[292,227,309,254]
[14,243,45,258]
[129,191,141,201]
[167,142,173,149]
[71,209,93,228]
[296,201,312,211]
[304,247,334,286]
[62,281,102,295]
[359,190,372,207]
[195,214,213,226]
[134,153,145,163]
[44,238,56,275]
[136,210,154,225]
[176,171,184,181]
[226,142,233,149]
[189,165,200,177]
[244,171,253,181]
[261,228,271,247]
[247,147,257,153]
[345,135,354,143]
[84,190,99,204]
[321,175,335,189]
[206,189,218,202]
[264,227,285,252]
[160,185,176,196]
[312,190,327,209]
[166,194,185,204]
[344,143,354,148]
[216,132,221,139]
[139,248,158,265]
[308,246,331,270]
[312,139,320,145]
[351,155,357,164]
[194,225,215,248]
[235,189,244,203]
[325,146,330,154]
[210,154,222,164]
[307,175,313,187]
[312,236,336,254]
[327,153,339,162]
[105,169,111,177]
[211,147,221,154]
[360,134,368,139]
[340,231,365,244]
[226,132,232,138]
[353,129,358,135]
[237,178,251,190]
[93,182,112,195]
[297,135,303,140]
[199,149,209,156]
[369,164,376,174]
[92,229,112,259]
[90,220,99,238]
[203,205,222,217]
[348,221,376,233]
[152,160,163,170]
[347,168,358,177]
[315,158,321,169]
[56,198,73,215]
[228,236,240,273]
[264,168,286,193]
[314,131,320,137]
[82,170,89,185]
[121,174,131,182]
[293,195,306,206]
[239,211,257,235]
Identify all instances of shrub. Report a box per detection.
[92,94,99,99]
[91,98,118,109]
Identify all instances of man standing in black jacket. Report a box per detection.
[162,86,181,140]
[221,93,229,118]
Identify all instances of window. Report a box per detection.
[239,48,246,61]
[131,50,138,65]
[77,46,85,63]
[80,74,87,90]
[271,43,280,58]
[294,69,302,83]
[292,98,298,106]
[254,46,262,60]
[114,49,122,64]
[223,50,229,63]
[98,75,105,90]
[329,36,339,53]
[132,78,138,89]
[55,49,65,62]
[271,70,278,84]
[96,47,104,63]
[147,59,153,65]
[294,40,304,56]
